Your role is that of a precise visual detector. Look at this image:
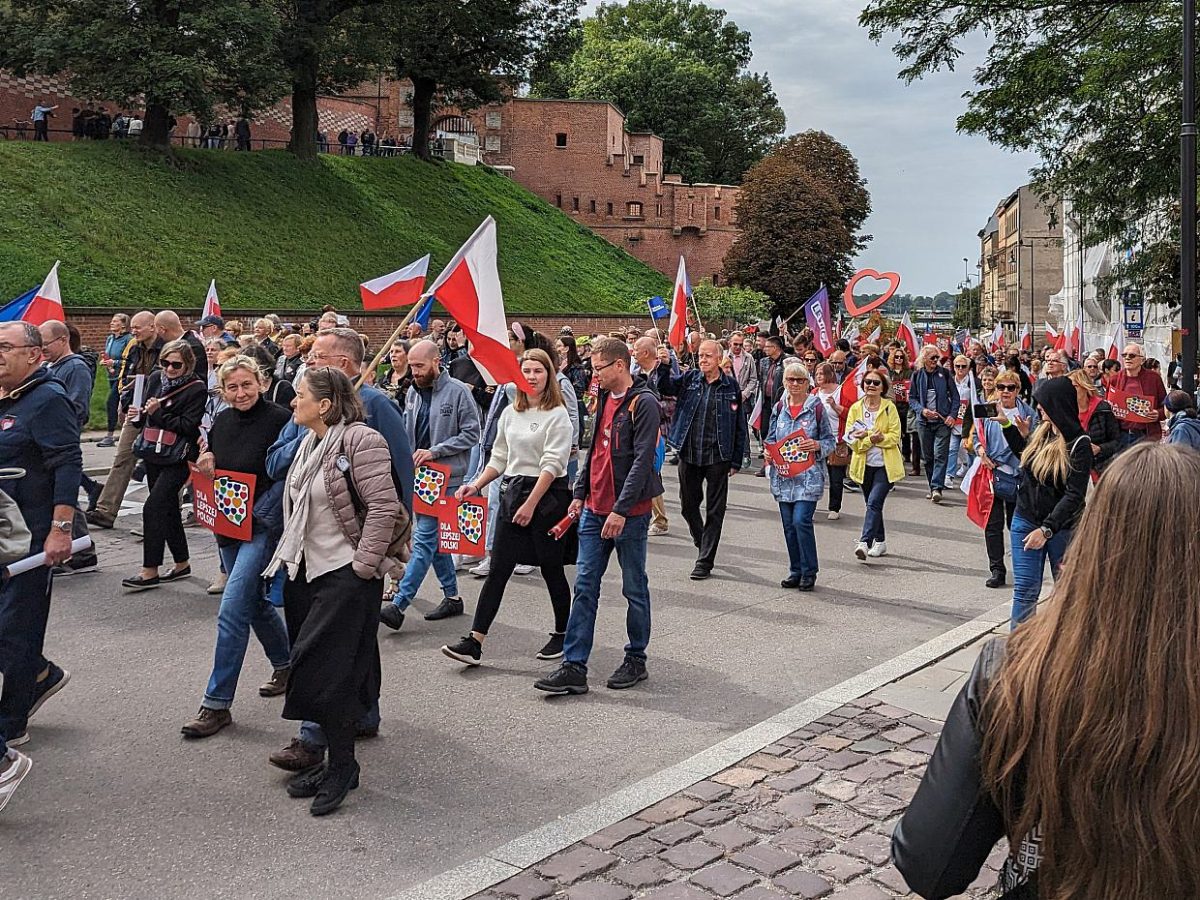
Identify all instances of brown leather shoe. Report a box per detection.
[269,738,324,772]
[181,707,231,739]
[258,667,290,697]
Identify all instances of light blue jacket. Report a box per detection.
[978,399,1038,474]
[767,393,836,503]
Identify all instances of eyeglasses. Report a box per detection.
[0,343,34,353]
[863,379,883,387]
[996,384,1017,392]
[311,351,349,363]
[784,376,806,383]
[1121,352,1142,359]
[162,359,186,371]
[592,359,618,374]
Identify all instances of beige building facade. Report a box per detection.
[978,185,1063,334]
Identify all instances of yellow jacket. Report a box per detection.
[845,397,906,484]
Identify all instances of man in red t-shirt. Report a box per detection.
[1111,343,1168,447]
[534,337,663,697]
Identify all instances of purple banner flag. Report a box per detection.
[803,285,834,354]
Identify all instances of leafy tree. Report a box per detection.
[859,0,1190,305]
[529,0,585,98]
[724,131,871,316]
[690,280,771,325]
[537,0,785,184]
[0,0,284,147]
[952,284,982,330]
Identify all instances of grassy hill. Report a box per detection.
[0,142,670,313]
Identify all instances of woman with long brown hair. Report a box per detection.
[1066,367,1119,477]
[893,442,1200,899]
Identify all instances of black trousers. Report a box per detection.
[827,462,847,513]
[472,542,571,636]
[143,461,190,568]
[0,567,53,747]
[984,495,1016,575]
[678,459,731,570]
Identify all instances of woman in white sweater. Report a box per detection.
[442,349,574,666]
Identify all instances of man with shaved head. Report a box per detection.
[651,338,748,580]
[380,339,480,631]
[154,310,207,381]
[88,311,163,528]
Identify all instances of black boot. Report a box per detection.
[310,760,360,816]
[985,570,1006,589]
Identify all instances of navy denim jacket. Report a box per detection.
[653,365,748,469]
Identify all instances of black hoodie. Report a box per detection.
[1003,377,1091,533]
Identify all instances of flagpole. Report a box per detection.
[356,296,428,388]
[690,295,706,338]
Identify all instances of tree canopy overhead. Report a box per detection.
[532,0,786,185]
[723,131,872,315]
[859,0,1189,302]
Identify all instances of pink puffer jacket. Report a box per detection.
[322,422,402,579]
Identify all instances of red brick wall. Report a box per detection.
[68,309,693,353]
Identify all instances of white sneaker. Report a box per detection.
[514,564,536,575]
[207,572,228,595]
[854,541,868,560]
[648,523,669,536]
[867,541,888,558]
[0,749,32,814]
[452,554,470,571]
[827,511,840,521]
[469,557,492,578]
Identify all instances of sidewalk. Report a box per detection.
[469,631,1006,900]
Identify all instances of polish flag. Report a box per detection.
[1045,322,1058,347]
[1067,305,1085,358]
[838,358,869,431]
[1019,323,1032,351]
[866,324,881,345]
[22,261,65,326]
[360,255,431,310]
[989,322,1005,352]
[748,392,763,432]
[895,312,918,361]
[424,218,532,391]
[668,256,691,350]
[202,279,221,320]
[1102,322,1125,361]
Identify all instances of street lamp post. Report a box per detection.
[1183,0,1197,394]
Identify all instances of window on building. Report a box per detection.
[485,111,502,128]
[573,196,580,211]
[555,133,567,148]
[689,202,694,217]
[589,199,596,214]
[626,201,643,217]
[714,206,721,220]
[555,194,562,208]
[606,202,614,216]
[656,203,662,217]
[632,154,644,165]
[485,135,500,152]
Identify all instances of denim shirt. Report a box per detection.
[767,394,836,503]
[978,399,1038,475]
[654,366,748,468]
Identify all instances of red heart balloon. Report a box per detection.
[843,270,902,317]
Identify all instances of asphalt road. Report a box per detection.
[3,452,1001,899]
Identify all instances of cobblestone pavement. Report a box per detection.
[474,656,1008,900]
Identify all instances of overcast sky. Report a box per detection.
[584,0,1040,296]
[733,1,1039,296]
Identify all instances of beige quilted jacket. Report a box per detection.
[322,422,402,579]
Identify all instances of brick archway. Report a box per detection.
[431,113,481,146]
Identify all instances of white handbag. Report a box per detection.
[0,468,33,566]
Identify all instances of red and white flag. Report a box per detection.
[424,217,532,391]
[359,255,430,310]
[838,358,869,434]
[989,321,1005,352]
[668,256,691,350]
[1045,322,1058,347]
[866,324,881,344]
[1102,322,1125,361]
[895,312,918,361]
[202,279,221,320]
[748,392,763,432]
[1067,305,1084,358]
[23,261,65,326]
[843,320,860,345]
[1019,323,1032,351]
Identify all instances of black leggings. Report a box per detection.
[471,538,571,636]
[325,721,356,770]
[143,461,190,568]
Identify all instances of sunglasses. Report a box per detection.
[954,363,969,369]
[996,384,1017,391]
[162,359,185,371]
[784,376,806,383]
[863,379,883,387]
[1121,353,1142,359]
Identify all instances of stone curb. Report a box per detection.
[387,601,1012,900]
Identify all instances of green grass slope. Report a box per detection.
[0,142,670,313]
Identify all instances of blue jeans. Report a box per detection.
[0,567,53,750]
[916,420,952,490]
[859,465,891,545]
[779,500,818,579]
[393,512,458,609]
[202,531,291,709]
[485,479,501,554]
[563,509,651,674]
[299,702,381,748]
[1010,515,1071,628]
[948,432,967,479]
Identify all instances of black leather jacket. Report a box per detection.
[892,638,1016,899]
